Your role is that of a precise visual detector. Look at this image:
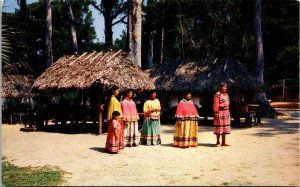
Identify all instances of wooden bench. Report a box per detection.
[233,104,261,127]
[242,104,261,127]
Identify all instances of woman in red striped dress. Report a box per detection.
[213,83,231,147]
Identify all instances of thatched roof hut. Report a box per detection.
[32,50,155,91]
[149,57,264,92]
[2,75,35,98]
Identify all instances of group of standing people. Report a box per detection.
[105,87,162,153]
[105,82,231,154]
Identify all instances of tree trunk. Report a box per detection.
[178,2,184,58]
[255,0,264,84]
[159,0,165,64]
[66,0,79,54]
[45,0,53,67]
[254,0,275,117]
[146,31,154,68]
[160,25,165,64]
[91,0,127,50]
[102,0,114,49]
[104,14,113,49]
[129,0,142,67]
[19,0,27,20]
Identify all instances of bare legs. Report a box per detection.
[216,134,220,145]
[216,134,230,146]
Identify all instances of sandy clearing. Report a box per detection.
[2,110,299,186]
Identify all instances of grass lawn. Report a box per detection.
[2,160,68,186]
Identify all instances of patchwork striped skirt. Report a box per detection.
[105,120,124,153]
[214,109,231,134]
[173,120,198,148]
[124,121,140,146]
[140,119,161,145]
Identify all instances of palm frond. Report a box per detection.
[1,25,13,65]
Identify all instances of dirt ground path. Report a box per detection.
[2,110,299,186]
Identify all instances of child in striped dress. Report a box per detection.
[105,111,122,153]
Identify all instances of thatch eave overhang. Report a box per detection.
[149,57,265,93]
[32,50,156,92]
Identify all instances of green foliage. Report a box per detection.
[113,30,127,51]
[47,90,80,106]
[2,161,67,186]
[1,24,13,65]
[262,0,299,84]
[3,0,97,75]
[142,0,299,84]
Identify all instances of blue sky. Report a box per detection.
[2,0,126,42]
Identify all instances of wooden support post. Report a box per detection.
[97,88,103,135]
[10,113,13,125]
[38,95,45,126]
[82,90,87,125]
[98,111,103,135]
[282,79,285,102]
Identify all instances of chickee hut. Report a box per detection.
[32,50,155,134]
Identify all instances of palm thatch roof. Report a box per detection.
[32,50,155,91]
[2,75,35,98]
[149,57,264,92]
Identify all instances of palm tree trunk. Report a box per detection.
[129,0,142,67]
[45,0,53,67]
[146,31,154,68]
[66,0,79,54]
[104,14,113,49]
[254,0,275,117]
[159,0,165,64]
[19,0,27,20]
[255,0,264,84]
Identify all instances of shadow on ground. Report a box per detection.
[34,123,99,135]
[89,147,107,153]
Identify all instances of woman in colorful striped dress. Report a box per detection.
[105,111,122,153]
[173,92,199,148]
[140,91,162,145]
[213,83,231,147]
[121,89,140,147]
[106,86,124,150]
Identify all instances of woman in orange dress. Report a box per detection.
[173,91,199,148]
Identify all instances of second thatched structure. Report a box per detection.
[148,57,264,124]
[149,57,264,92]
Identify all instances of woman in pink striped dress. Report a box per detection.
[121,89,140,147]
[213,83,231,147]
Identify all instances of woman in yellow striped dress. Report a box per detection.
[173,91,199,148]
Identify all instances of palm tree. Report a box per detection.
[1,25,13,66]
[45,0,53,67]
[128,0,142,67]
[66,0,79,54]
[254,0,275,117]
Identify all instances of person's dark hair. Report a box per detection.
[112,111,120,117]
[125,89,134,95]
[148,90,157,99]
[183,91,192,96]
[111,86,120,94]
[219,82,227,88]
